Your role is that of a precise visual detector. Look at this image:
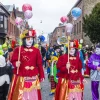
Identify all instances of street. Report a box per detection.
[41,69,99,100]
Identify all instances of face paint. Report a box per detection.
[25,37,33,47]
[95,48,100,55]
[69,48,75,56]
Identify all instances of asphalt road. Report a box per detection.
[41,69,99,100]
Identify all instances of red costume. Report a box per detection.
[55,53,84,100]
[11,46,44,79]
[8,30,44,100]
[84,52,90,77]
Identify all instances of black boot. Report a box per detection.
[0,85,5,100]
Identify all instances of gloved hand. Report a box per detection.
[16,61,21,67]
[40,78,45,82]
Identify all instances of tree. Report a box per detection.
[83,3,100,44]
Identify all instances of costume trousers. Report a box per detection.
[91,81,99,100]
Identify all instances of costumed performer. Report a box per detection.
[8,29,44,100]
[88,44,100,100]
[54,41,85,100]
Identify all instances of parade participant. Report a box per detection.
[84,51,90,77]
[54,41,84,100]
[78,44,85,75]
[8,30,44,100]
[88,44,100,100]
[49,56,58,95]
[0,55,10,100]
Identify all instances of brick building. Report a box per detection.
[68,0,100,45]
[5,5,17,41]
[49,23,66,46]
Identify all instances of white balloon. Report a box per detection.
[24,10,33,19]
[66,23,73,33]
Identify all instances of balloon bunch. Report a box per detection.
[22,4,33,20]
[15,3,33,29]
[60,7,82,35]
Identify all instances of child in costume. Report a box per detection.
[88,44,100,100]
[84,51,90,77]
[8,30,44,100]
[49,56,58,95]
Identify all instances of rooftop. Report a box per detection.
[5,5,15,12]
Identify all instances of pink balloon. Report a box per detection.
[24,10,33,19]
[60,16,69,23]
[15,17,23,26]
[66,23,73,33]
[22,4,32,12]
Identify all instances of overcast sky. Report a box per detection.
[0,0,78,38]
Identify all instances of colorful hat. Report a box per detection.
[70,40,79,49]
[20,29,36,39]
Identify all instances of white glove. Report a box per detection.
[16,61,21,67]
[66,62,70,69]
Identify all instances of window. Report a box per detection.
[0,24,3,28]
[0,16,3,21]
[57,28,59,32]
[62,29,65,36]
[4,16,7,31]
[62,29,65,33]
[79,21,81,33]
[77,23,78,34]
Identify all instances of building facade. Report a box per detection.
[68,0,100,45]
[0,2,10,44]
[5,5,17,41]
[49,23,66,46]
[68,0,83,44]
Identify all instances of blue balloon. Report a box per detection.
[71,7,82,18]
[38,35,45,42]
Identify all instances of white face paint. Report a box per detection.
[95,48,100,55]
[25,37,33,48]
[69,48,75,56]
